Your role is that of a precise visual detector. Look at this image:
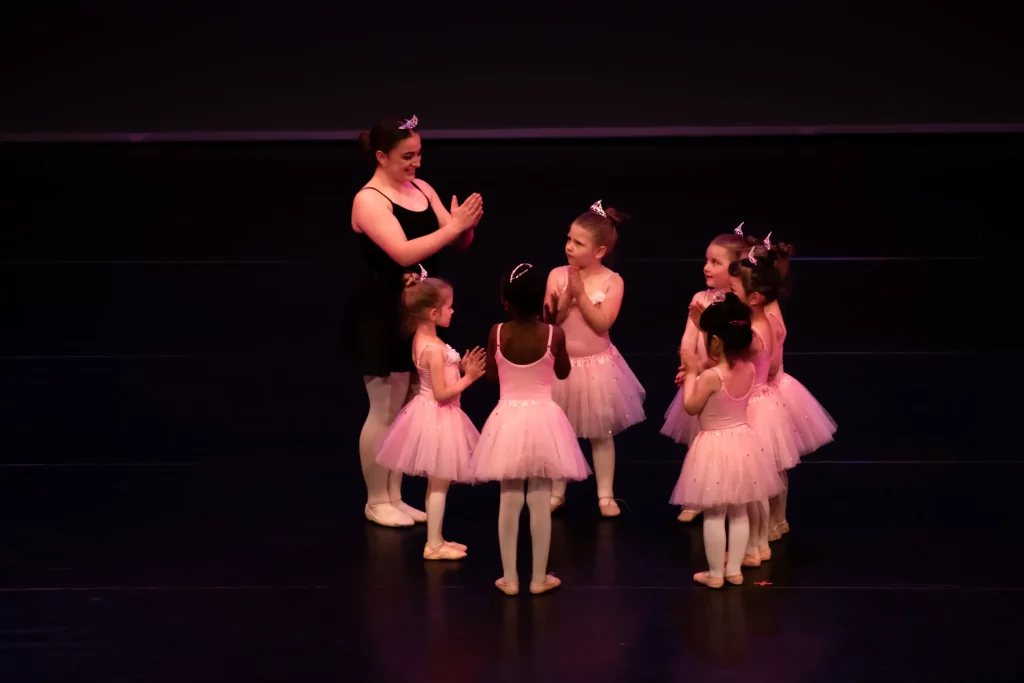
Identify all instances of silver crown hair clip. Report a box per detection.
[399,115,419,130]
[734,222,745,236]
[418,263,428,280]
[510,263,533,282]
[764,231,773,250]
[590,200,606,218]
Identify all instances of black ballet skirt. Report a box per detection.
[341,184,444,377]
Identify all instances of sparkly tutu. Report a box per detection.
[552,345,646,439]
[660,388,698,446]
[748,387,804,471]
[670,424,784,509]
[771,373,837,455]
[470,399,592,482]
[376,395,480,482]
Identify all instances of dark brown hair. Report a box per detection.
[729,247,783,304]
[744,235,795,299]
[358,117,418,163]
[573,205,630,257]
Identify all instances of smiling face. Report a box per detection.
[564,222,606,267]
[377,132,422,183]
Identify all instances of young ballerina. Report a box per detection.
[662,225,751,523]
[670,292,784,588]
[760,238,838,539]
[546,200,647,517]
[375,275,487,560]
[728,241,803,562]
[471,264,592,595]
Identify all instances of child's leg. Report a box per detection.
[725,504,750,578]
[745,500,763,559]
[526,477,553,581]
[498,480,526,584]
[702,506,728,578]
[591,436,619,516]
[550,478,567,511]
[425,477,450,549]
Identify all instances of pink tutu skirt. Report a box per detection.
[552,345,646,439]
[376,396,480,482]
[470,399,592,482]
[660,388,698,446]
[748,387,804,471]
[771,373,837,455]
[670,424,784,509]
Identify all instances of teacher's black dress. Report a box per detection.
[342,183,444,377]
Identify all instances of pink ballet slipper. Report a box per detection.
[495,578,519,596]
[393,500,427,523]
[443,539,467,552]
[550,496,565,513]
[364,503,414,528]
[741,553,762,568]
[423,543,466,561]
[598,497,621,518]
[693,571,724,589]
[677,509,700,523]
[530,574,562,595]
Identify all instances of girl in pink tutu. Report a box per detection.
[760,238,837,539]
[472,264,591,595]
[546,201,647,517]
[728,240,803,564]
[662,225,751,523]
[376,273,487,561]
[671,292,783,588]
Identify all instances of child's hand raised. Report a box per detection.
[688,301,707,328]
[567,266,585,299]
[681,348,703,375]
[462,347,487,381]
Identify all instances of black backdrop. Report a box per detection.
[3,134,1022,465]
[2,2,1022,134]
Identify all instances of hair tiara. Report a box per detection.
[589,200,606,218]
[510,263,533,282]
[398,115,419,131]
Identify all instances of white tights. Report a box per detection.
[745,499,771,556]
[550,436,616,502]
[703,505,749,578]
[425,477,450,548]
[358,374,413,506]
[498,478,552,584]
[769,470,789,529]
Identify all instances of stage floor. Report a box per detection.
[1,458,1018,682]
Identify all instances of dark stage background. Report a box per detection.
[3,134,1022,466]
[2,2,1022,134]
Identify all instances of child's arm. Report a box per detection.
[424,345,485,402]
[754,319,780,378]
[574,272,624,335]
[552,326,571,380]
[765,313,784,380]
[485,324,500,383]
[679,291,708,366]
[545,267,573,325]
[682,367,721,416]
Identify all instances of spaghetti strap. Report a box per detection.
[496,323,503,349]
[415,342,442,367]
[359,186,393,205]
[410,180,429,198]
[546,324,554,349]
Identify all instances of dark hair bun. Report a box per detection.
[699,292,754,354]
[358,130,372,152]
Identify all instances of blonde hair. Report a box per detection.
[401,277,452,333]
[710,233,751,262]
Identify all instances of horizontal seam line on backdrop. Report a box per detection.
[1,351,1019,361]
[3,122,1024,143]
[0,256,1001,265]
